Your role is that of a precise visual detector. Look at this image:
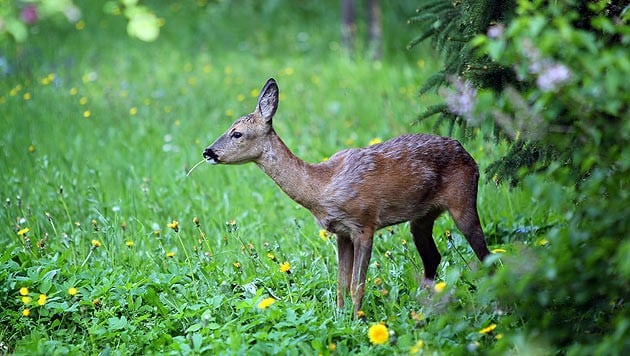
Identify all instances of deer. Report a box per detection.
[202,78,491,315]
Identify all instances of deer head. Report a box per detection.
[203,78,279,165]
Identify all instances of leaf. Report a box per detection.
[126,8,160,42]
[108,316,128,330]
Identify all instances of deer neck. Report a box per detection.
[255,130,328,210]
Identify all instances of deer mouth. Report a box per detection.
[203,148,220,164]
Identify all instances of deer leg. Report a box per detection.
[410,210,443,286]
[350,228,374,315]
[336,233,354,309]
[448,200,491,262]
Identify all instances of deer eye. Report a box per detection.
[231,132,243,139]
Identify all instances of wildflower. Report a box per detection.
[19,287,29,296]
[233,261,241,269]
[267,253,276,261]
[68,287,78,296]
[410,310,425,322]
[17,227,30,236]
[441,77,477,124]
[23,92,31,100]
[125,240,134,247]
[129,107,138,115]
[369,137,382,145]
[91,239,101,248]
[374,277,383,286]
[367,323,389,345]
[193,216,200,227]
[410,340,424,353]
[492,248,507,253]
[22,308,30,317]
[37,294,47,306]
[166,251,176,258]
[356,310,366,318]
[22,296,31,304]
[434,281,447,293]
[83,110,91,118]
[167,220,179,232]
[479,323,497,334]
[318,229,330,241]
[487,23,505,39]
[280,261,291,273]
[536,63,571,92]
[328,343,336,351]
[537,238,549,246]
[28,145,36,153]
[21,4,38,25]
[257,297,276,309]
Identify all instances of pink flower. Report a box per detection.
[21,5,38,25]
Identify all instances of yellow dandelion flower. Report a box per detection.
[318,229,330,241]
[257,297,276,309]
[68,287,78,296]
[479,323,497,334]
[166,251,176,258]
[374,277,383,286]
[17,227,30,236]
[125,240,134,247]
[83,110,91,118]
[79,97,88,105]
[328,343,336,351]
[434,281,447,293]
[22,308,30,317]
[19,287,29,296]
[23,92,31,100]
[28,144,36,153]
[69,87,78,95]
[369,137,382,145]
[367,323,389,345]
[492,248,507,253]
[280,261,291,273]
[22,296,31,304]
[37,294,47,306]
[267,253,276,261]
[356,310,366,318]
[75,20,85,30]
[91,239,101,248]
[233,261,241,269]
[537,238,549,246]
[167,220,179,232]
[129,107,138,115]
[410,340,424,353]
[495,333,504,340]
[236,94,246,102]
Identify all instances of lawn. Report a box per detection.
[1,1,567,354]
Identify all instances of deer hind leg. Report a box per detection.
[447,181,491,261]
[350,227,375,315]
[410,210,443,286]
[336,233,354,309]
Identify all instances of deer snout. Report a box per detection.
[203,147,220,164]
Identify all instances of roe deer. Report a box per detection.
[203,78,491,315]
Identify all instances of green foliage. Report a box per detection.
[0,0,160,43]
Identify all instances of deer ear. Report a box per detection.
[256,78,278,122]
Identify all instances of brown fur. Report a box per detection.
[203,78,491,315]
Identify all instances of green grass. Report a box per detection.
[0,1,568,354]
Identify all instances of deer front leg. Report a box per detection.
[350,228,374,315]
[336,233,354,309]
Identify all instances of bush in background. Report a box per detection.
[412,0,629,353]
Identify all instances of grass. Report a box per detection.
[0,1,568,354]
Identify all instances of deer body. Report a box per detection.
[203,79,491,315]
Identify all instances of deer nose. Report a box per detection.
[203,147,219,162]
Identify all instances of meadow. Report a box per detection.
[1,1,569,354]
